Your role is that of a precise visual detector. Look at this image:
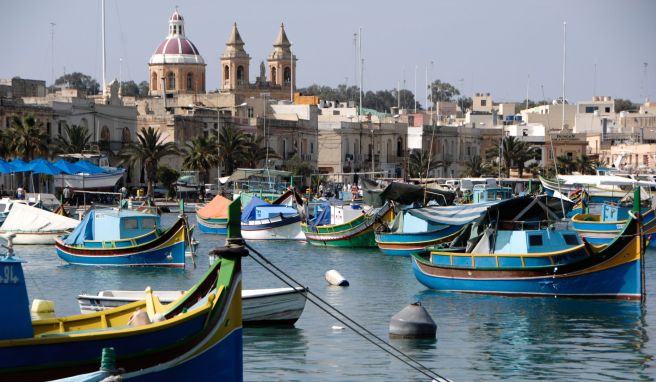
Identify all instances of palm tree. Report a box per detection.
[240,134,277,168]
[408,149,447,179]
[575,154,596,175]
[7,114,49,160]
[218,125,247,176]
[53,123,92,154]
[120,127,180,197]
[182,136,218,184]
[463,155,490,177]
[487,136,534,177]
[556,155,575,175]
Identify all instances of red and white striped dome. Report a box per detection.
[149,9,204,65]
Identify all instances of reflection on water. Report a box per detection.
[14,214,656,381]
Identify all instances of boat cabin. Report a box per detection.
[64,209,160,245]
[472,185,513,204]
[469,228,582,255]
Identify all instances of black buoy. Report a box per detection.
[389,302,436,339]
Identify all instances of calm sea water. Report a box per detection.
[20,213,656,381]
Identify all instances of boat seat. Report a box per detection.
[144,287,167,322]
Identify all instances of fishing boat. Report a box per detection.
[54,208,188,268]
[411,191,645,299]
[539,174,655,204]
[0,202,79,244]
[571,201,656,245]
[302,203,393,247]
[0,199,244,380]
[77,286,307,326]
[56,154,125,189]
[196,194,232,235]
[240,192,304,240]
[375,185,512,256]
[227,168,294,204]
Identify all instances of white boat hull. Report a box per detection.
[59,171,125,189]
[77,286,307,325]
[241,216,305,240]
[0,230,68,245]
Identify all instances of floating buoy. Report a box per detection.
[31,299,55,315]
[325,269,349,286]
[331,325,345,331]
[389,302,436,339]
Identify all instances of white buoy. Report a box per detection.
[325,269,349,286]
[389,302,436,339]
[31,299,55,319]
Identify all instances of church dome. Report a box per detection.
[149,9,205,65]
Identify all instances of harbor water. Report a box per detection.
[21,212,656,381]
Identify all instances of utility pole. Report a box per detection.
[50,22,56,89]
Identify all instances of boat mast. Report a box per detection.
[101,0,107,100]
[561,21,566,129]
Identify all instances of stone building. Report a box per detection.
[148,10,206,96]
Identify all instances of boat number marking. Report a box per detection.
[1,265,20,284]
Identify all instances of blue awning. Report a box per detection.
[241,196,270,222]
[53,159,85,175]
[26,159,63,175]
[74,160,106,174]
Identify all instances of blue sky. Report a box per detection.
[4,0,655,104]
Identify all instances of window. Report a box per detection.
[167,72,175,90]
[224,66,230,81]
[123,218,138,230]
[271,67,277,85]
[141,218,157,229]
[311,142,314,154]
[186,73,194,91]
[151,72,158,91]
[481,99,487,107]
[563,234,579,246]
[528,235,543,246]
[605,107,610,113]
[237,66,244,85]
[284,67,291,83]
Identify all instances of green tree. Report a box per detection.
[120,81,140,97]
[182,136,218,184]
[575,154,596,175]
[53,72,100,95]
[614,98,635,113]
[428,80,460,102]
[138,81,150,97]
[284,153,315,189]
[457,96,473,112]
[120,127,180,197]
[217,125,247,176]
[240,134,277,168]
[486,136,535,177]
[7,115,49,161]
[556,155,575,175]
[156,165,180,199]
[463,155,490,177]
[408,149,447,178]
[52,123,92,154]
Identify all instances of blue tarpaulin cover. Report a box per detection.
[74,160,106,174]
[241,196,270,222]
[63,212,95,245]
[26,159,63,175]
[0,159,14,174]
[53,159,85,175]
[309,203,332,228]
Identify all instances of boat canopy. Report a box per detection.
[380,182,455,206]
[2,202,79,233]
[241,197,270,222]
[309,203,332,228]
[63,211,94,245]
[196,195,232,220]
[408,201,499,225]
[226,168,292,182]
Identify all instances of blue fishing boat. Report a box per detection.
[54,209,188,268]
[0,197,245,380]
[411,191,645,299]
[375,185,512,256]
[571,202,656,246]
[196,194,232,235]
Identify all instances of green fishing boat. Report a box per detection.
[301,203,392,247]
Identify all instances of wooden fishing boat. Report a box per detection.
[539,174,654,204]
[0,199,245,380]
[196,194,231,235]
[571,202,656,246]
[0,202,79,244]
[77,286,308,326]
[241,195,304,240]
[54,209,188,268]
[302,203,392,247]
[375,186,512,256]
[411,191,646,300]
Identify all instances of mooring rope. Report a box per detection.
[243,242,450,382]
